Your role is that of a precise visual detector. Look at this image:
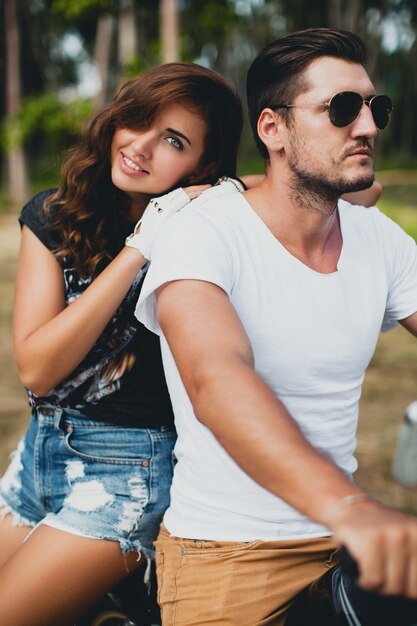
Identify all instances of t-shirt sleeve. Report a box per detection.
[382,215,417,328]
[19,188,59,251]
[136,207,236,335]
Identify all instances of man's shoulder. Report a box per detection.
[156,187,245,241]
[338,199,394,229]
[338,199,415,251]
[152,188,245,262]
[184,186,245,219]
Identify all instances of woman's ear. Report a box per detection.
[257,108,286,156]
[182,161,217,186]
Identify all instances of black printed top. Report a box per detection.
[19,189,174,428]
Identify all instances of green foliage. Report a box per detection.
[377,180,417,241]
[377,154,417,170]
[122,55,146,78]
[1,94,93,153]
[51,0,117,20]
[121,51,164,80]
[181,0,244,67]
[237,150,265,176]
[1,0,417,196]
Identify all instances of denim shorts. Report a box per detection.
[0,405,176,557]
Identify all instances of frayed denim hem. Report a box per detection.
[40,516,154,588]
[41,515,153,557]
[0,495,36,529]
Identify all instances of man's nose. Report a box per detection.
[350,102,378,139]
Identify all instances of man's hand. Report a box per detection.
[329,499,417,598]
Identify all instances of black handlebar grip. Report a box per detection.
[339,546,359,579]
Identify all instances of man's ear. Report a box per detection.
[257,108,286,155]
[182,161,217,186]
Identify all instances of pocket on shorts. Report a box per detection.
[63,425,152,465]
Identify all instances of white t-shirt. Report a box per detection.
[136,191,417,541]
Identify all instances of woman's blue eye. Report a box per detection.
[166,136,183,150]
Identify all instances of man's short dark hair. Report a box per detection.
[246,28,367,159]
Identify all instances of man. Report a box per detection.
[137,28,417,625]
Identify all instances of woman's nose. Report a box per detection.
[131,131,154,159]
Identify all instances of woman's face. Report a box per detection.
[111,101,208,205]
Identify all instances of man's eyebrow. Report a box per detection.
[166,127,192,146]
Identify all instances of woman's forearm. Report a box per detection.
[14,246,146,396]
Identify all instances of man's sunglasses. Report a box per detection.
[274,91,393,130]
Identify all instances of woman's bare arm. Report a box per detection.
[13,226,146,396]
[342,180,382,206]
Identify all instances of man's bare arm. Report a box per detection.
[157,278,417,598]
[400,311,417,337]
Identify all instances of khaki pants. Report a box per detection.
[155,523,338,625]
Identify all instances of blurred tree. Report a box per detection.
[243,0,417,166]
[1,0,416,197]
[3,0,30,201]
[50,0,119,102]
[93,13,115,107]
[181,0,244,73]
[160,0,180,62]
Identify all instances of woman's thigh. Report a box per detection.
[0,523,144,626]
[0,514,32,568]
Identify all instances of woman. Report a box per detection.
[0,62,243,626]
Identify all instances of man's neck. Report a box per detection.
[243,171,342,274]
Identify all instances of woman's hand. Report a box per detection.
[182,184,211,199]
[126,188,191,260]
[341,180,382,207]
[125,185,211,260]
[126,177,256,261]
[239,174,265,189]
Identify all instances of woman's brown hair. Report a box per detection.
[45,62,243,276]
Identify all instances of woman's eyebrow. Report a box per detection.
[166,127,192,146]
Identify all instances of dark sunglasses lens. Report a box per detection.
[370,95,392,130]
[329,92,363,127]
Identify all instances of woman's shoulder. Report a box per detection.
[19,187,59,249]
[20,188,57,221]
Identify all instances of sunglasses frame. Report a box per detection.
[273,91,393,130]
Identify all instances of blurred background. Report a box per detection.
[0,0,416,509]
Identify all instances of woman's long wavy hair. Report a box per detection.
[44,62,243,276]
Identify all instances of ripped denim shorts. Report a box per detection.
[0,405,176,558]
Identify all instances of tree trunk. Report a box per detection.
[343,0,363,34]
[93,14,115,108]
[327,0,342,28]
[4,0,30,203]
[401,44,417,155]
[118,0,137,71]
[160,0,180,63]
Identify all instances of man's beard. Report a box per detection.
[290,165,375,210]
[287,138,375,213]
